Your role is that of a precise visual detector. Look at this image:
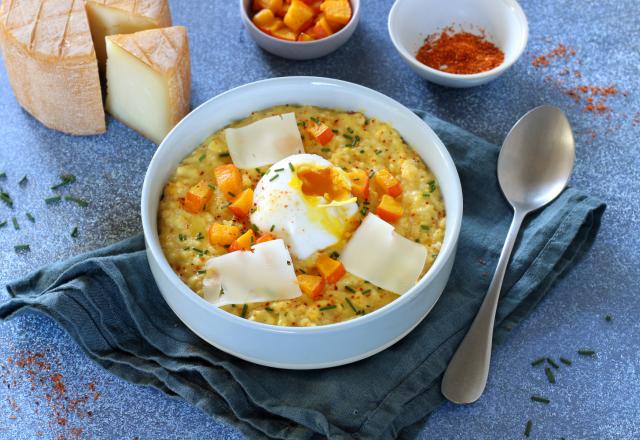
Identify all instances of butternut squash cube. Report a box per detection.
[320,0,352,26]
[298,274,325,300]
[253,0,283,13]
[214,164,243,202]
[228,229,255,252]
[284,0,315,33]
[316,254,346,284]
[228,188,254,219]
[376,194,403,223]
[183,180,213,214]
[208,223,242,246]
[374,168,402,197]
[347,169,369,200]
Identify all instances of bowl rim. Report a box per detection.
[387,0,529,81]
[239,0,361,46]
[141,76,463,335]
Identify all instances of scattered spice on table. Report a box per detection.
[0,351,100,438]
[415,27,504,74]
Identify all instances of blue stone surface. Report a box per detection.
[0,0,638,438]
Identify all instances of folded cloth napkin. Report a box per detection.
[0,112,605,440]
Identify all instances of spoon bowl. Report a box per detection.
[441,105,575,404]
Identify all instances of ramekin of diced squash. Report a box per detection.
[239,0,360,60]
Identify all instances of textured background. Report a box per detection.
[0,0,639,438]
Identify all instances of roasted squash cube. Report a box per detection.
[271,25,298,41]
[347,169,369,200]
[374,168,402,197]
[316,253,346,284]
[306,119,334,145]
[298,274,325,299]
[376,194,403,223]
[284,0,315,33]
[228,230,255,252]
[208,223,242,246]
[320,0,351,26]
[228,188,254,219]
[253,0,283,13]
[183,180,213,214]
[214,164,243,202]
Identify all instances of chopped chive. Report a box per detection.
[227,191,236,198]
[183,247,190,251]
[331,129,338,134]
[18,175,28,185]
[545,367,556,384]
[321,147,331,153]
[343,134,353,140]
[0,220,6,228]
[605,314,612,322]
[362,289,371,295]
[64,195,89,207]
[14,244,30,252]
[375,149,383,155]
[319,305,337,311]
[310,116,320,124]
[360,206,369,216]
[45,195,61,204]
[218,152,230,157]
[422,192,431,198]
[330,251,340,259]
[364,118,370,126]
[26,212,35,223]
[50,174,76,190]
[12,216,19,230]
[192,247,207,256]
[560,357,572,366]
[298,268,306,274]
[344,285,355,293]
[531,357,545,367]
[288,162,295,172]
[420,224,429,231]
[547,358,560,369]
[347,127,354,134]
[241,304,248,318]
[265,307,274,312]
[251,223,259,232]
[274,168,284,173]
[0,191,13,207]
[524,420,532,437]
[208,183,216,190]
[269,174,279,182]
[195,232,204,240]
[270,224,275,232]
[530,395,550,404]
[178,233,187,241]
[70,226,78,238]
[297,121,306,127]
[428,180,437,193]
[577,349,595,356]
[345,297,358,313]
[368,170,376,179]
[198,153,206,162]
[197,269,206,274]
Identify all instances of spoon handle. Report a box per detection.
[441,208,527,404]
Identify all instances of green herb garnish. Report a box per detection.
[70,227,78,238]
[195,232,204,240]
[346,127,354,134]
[45,195,61,204]
[345,297,358,313]
[321,147,331,153]
[64,195,89,207]
[547,358,560,369]
[178,234,187,241]
[251,223,259,232]
[545,367,556,384]
[199,153,206,162]
[319,305,337,311]
[1,191,13,207]
[330,251,340,259]
[241,304,248,318]
[270,224,275,232]
[18,175,28,185]
[274,168,284,172]
[192,248,207,256]
[362,289,371,296]
[422,192,431,198]
[577,349,595,356]
[331,129,338,134]
[310,116,321,124]
[530,395,550,404]
[524,420,532,437]
[288,162,295,172]
[428,180,437,193]
[14,244,30,252]
[531,357,545,367]
[344,285,355,293]
[218,152,230,157]
[12,216,19,230]
[560,357,572,366]
[269,174,279,182]
[343,133,353,140]
[50,174,76,190]
[297,121,306,127]
[197,269,206,274]
[227,191,236,198]
[420,224,429,231]
[265,307,274,312]
[26,212,35,223]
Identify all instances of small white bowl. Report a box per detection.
[240,0,360,60]
[141,77,463,369]
[388,0,528,88]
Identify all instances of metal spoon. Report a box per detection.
[441,106,575,404]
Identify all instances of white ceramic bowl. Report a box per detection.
[239,0,360,60]
[141,77,463,369]
[388,0,528,88]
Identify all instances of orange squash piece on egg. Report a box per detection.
[228,230,255,252]
[183,180,213,214]
[208,223,242,246]
[305,119,334,145]
[376,194,403,223]
[316,254,346,284]
[347,169,369,200]
[298,274,325,299]
[214,164,243,202]
[374,168,402,197]
[228,188,254,219]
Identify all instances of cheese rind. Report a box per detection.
[340,213,428,294]
[85,0,171,71]
[203,239,303,307]
[225,113,305,169]
[0,0,105,135]
[105,26,191,144]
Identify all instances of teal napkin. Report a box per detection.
[0,113,605,440]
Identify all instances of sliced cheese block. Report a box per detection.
[0,0,105,135]
[340,214,428,294]
[225,113,305,169]
[203,239,302,307]
[105,26,191,144]
[85,0,171,71]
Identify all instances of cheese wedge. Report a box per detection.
[85,0,171,71]
[0,0,105,135]
[340,213,428,294]
[225,113,305,169]
[203,239,302,307]
[105,26,191,144]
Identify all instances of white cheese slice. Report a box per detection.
[340,214,428,295]
[203,239,302,307]
[225,113,305,169]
